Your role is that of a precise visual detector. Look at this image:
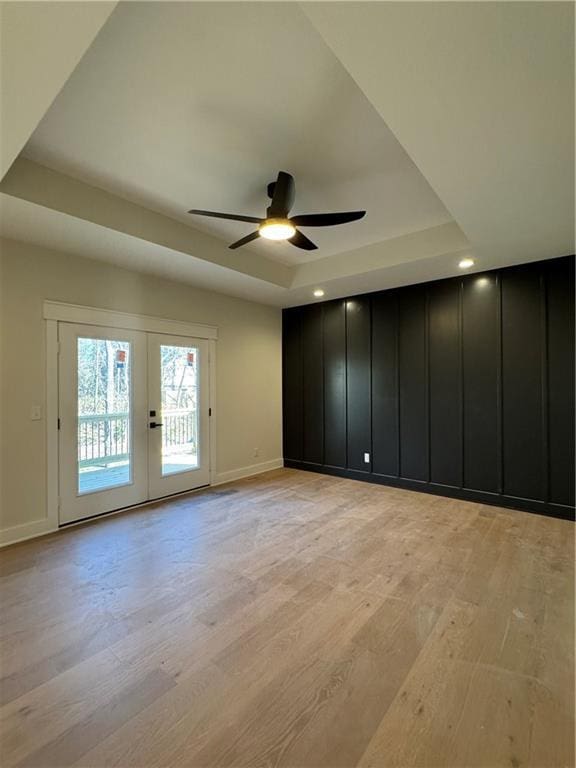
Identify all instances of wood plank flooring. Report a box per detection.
[0,468,573,767]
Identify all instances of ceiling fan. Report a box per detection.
[188,171,366,251]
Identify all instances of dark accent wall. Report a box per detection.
[283,256,575,520]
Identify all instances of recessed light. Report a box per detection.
[313,289,325,298]
[459,258,475,269]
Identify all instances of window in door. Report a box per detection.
[160,344,200,476]
[77,337,132,494]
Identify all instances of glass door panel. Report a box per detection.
[58,323,148,525]
[148,334,210,499]
[160,345,199,476]
[77,337,132,494]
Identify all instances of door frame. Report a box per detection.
[44,301,217,528]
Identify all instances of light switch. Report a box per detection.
[364,452,370,464]
[30,405,42,421]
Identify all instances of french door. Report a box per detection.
[58,323,210,524]
[147,334,210,499]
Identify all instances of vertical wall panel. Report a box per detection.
[399,286,428,481]
[547,258,575,506]
[462,273,500,492]
[282,255,575,518]
[346,297,371,472]
[282,307,303,461]
[323,300,347,468]
[371,291,399,476]
[428,280,462,487]
[502,265,544,500]
[301,304,324,464]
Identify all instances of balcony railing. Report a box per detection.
[78,412,129,468]
[163,409,198,452]
[78,410,197,468]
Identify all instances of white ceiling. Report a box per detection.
[0,1,573,307]
[0,0,116,179]
[303,1,575,267]
[21,1,452,266]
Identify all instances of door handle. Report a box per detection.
[149,422,163,429]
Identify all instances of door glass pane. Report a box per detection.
[160,345,199,475]
[77,338,132,494]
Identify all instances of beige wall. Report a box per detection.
[0,237,282,535]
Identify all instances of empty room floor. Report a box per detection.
[0,469,573,768]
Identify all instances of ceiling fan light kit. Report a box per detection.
[259,218,296,241]
[188,171,366,251]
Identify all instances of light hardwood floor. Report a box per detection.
[0,468,573,768]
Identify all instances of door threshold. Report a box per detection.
[59,483,211,529]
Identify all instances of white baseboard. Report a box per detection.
[0,518,57,548]
[212,458,284,486]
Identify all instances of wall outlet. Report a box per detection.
[364,452,370,464]
[253,447,260,458]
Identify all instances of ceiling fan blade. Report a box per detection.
[188,209,262,224]
[289,229,318,251]
[290,211,366,227]
[229,231,260,250]
[268,171,295,217]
